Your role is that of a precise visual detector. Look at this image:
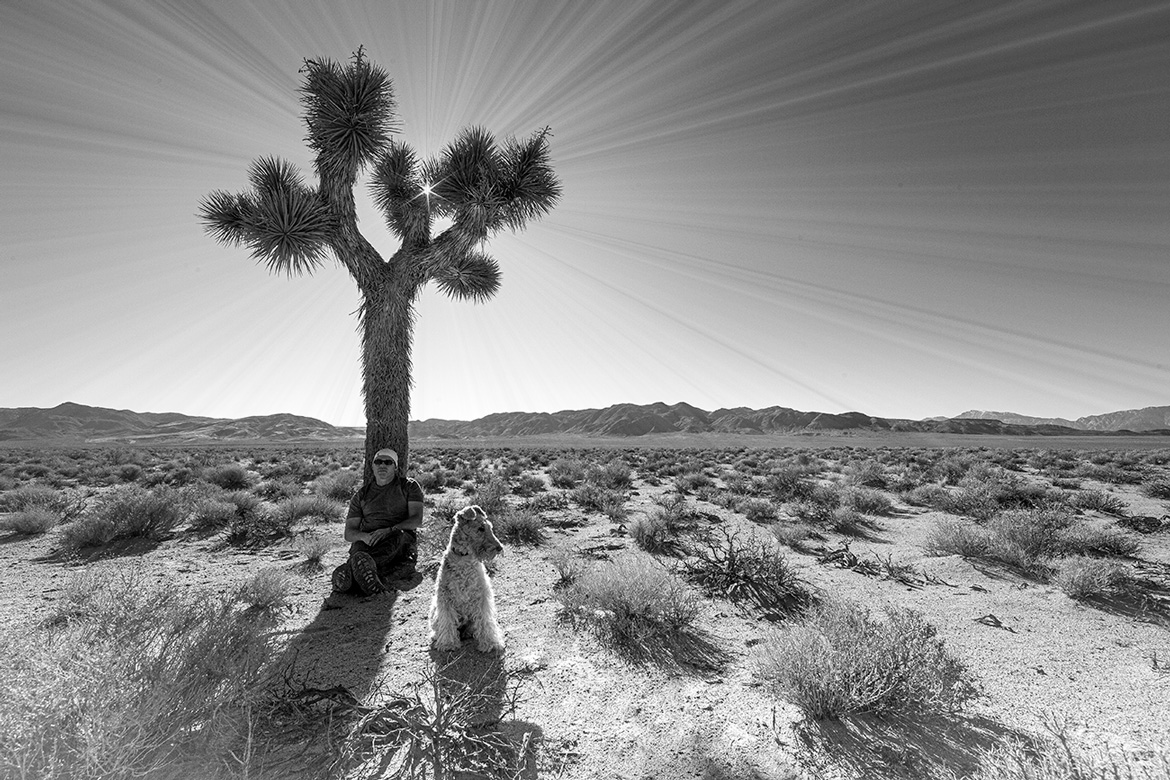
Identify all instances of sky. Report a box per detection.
[2,1,1168,426]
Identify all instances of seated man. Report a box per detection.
[331,448,425,595]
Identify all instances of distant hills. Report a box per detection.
[1,401,1168,443]
[953,407,1170,432]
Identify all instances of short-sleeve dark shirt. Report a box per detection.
[347,478,424,532]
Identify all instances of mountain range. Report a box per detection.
[1,401,1168,443]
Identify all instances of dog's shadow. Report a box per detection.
[425,647,550,779]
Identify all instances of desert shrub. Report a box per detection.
[271,494,344,525]
[522,491,569,513]
[924,518,993,558]
[586,459,633,491]
[903,483,952,508]
[959,725,1170,780]
[628,512,675,554]
[188,498,238,534]
[253,478,301,501]
[57,513,120,550]
[312,468,361,502]
[1142,478,1170,501]
[512,473,546,497]
[755,599,977,719]
[984,509,1078,571]
[0,484,87,521]
[765,467,815,502]
[492,506,547,546]
[1073,489,1128,515]
[226,506,294,548]
[841,486,894,516]
[0,506,59,535]
[673,471,714,494]
[548,458,586,488]
[738,496,778,523]
[1074,461,1143,485]
[571,483,626,519]
[828,506,868,535]
[679,527,814,619]
[556,555,700,657]
[549,547,586,586]
[1052,556,1135,600]
[205,463,253,491]
[844,459,888,489]
[296,532,334,566]
[769,521,821,553]
[234,567,295,612]
[1056,523,1141,558]
[58,486,181,551]
[116,463,144,483]
[0,567,276,779]
[465,477,512,519]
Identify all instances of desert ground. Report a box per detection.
[1,434,1169,779]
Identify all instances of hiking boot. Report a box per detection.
[330,562,353,593]
[385,568,424,591]
[350,552,385,595]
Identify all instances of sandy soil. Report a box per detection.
[2,449,1169,779]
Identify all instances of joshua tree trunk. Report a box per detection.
[359,278,417,482]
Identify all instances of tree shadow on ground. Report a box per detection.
[800,711,1036,780]
[275,589,402,698]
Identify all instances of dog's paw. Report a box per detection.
[475,639,506,654]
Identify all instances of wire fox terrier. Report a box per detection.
[429,505,506,653]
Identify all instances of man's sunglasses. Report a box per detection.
[373,458,396,466]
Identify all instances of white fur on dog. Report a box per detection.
[428,505,506,652]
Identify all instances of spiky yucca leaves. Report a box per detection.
[199,157,334,276]
[300,48,397,179]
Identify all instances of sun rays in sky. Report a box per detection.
[2,1,1168,426]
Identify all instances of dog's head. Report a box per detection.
[450,504,505,561]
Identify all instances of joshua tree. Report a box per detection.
[199,50,560,478]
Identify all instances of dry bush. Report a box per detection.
[556,555,701,657]
[570,483,626,519]
[1142,478,1170,501]
[492,505,547,546]
[769,521,821,552]
[678,527,815,620]
[205,462,254,491]
[57,486,182,552]
[547,457,586,488]
[0,506,59,535]
[738,496,778,523]
[235,567,296,612]
[924,518,992,558]
[585,459,633,490]
[189,498,239,534]
[1052,556,1136,600]
[955,721,1170,780]
[272,494,345,525]
[0,484,88,522]
[840,486,895,516]
[281,663,531,780]
[755,599,977,720]
[0,567,277,779]
[312,468,362,501]
[1074,488,1129,515]
[296,531,335,566]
